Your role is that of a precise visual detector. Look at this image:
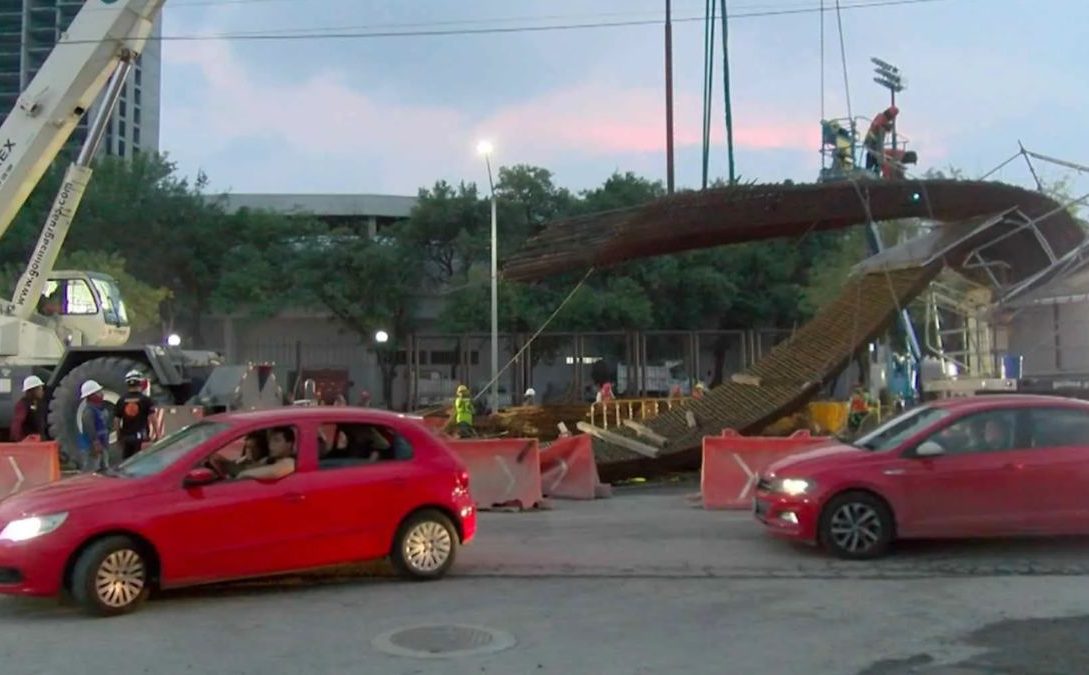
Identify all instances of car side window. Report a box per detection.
[198,425,298,482]
[1028,408,1089,448]
[318,423,414,470]
[915,409,1020,456]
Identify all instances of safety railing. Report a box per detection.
[587,397,693,429]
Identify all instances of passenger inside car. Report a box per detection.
[318,423,412,468]
[209,426,296,481]
[237,427,296,480]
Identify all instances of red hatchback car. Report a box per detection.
[0,407,476,615]
[755,395,1089,559]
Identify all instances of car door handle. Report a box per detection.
[283,492,307,503]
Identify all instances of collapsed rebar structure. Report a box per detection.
[503,179,1087,480]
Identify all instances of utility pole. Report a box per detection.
[665,0,675,193]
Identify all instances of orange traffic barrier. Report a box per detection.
[701,429,831,509]
[539,435,611,500]
[448,438,543,510]
[151,405,205,440]
[0,440,61,500]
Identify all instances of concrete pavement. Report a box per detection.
[2,484,1089,674]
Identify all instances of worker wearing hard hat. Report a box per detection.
[11,375,45,442]
[523,387,537,406]
[76,379,111,473]
[864,105,899,174]
[116,369,156,460]
[454,384,474,438]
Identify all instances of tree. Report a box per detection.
[2,152,268,343]
[285,232,422,408]
[494,165,575,249]
[397,180,488,289]
[211,208,325,317]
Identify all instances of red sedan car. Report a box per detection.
[0,407,476,615]
[755,395,1089,559]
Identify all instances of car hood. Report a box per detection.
[0,473,149,520]
[764,442,871,477]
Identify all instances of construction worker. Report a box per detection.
[11,375,45,441]
[692,382,707,400]
[847,383,875,433]
[77,380,111,473]
[454,384,474,438]
[116,369,156,460]
[821,119,855,173]
[523,387,537,406]
[863,105,898,175]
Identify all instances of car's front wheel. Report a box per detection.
[390,510,459,581]
[818,491,894,560]
[70,536,152,616]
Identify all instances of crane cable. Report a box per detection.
[834,0,855,135]
[701,0,717,189]
[820,0,825,122]
[720,0,736,184]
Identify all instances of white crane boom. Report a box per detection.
[0,0,166,319]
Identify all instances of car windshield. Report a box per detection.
[853,405,952,451]
[115,421,230,477]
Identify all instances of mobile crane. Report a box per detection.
[0,0,241,457]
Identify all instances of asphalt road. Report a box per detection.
[3,484,1089,674]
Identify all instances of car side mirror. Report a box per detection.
[183,467,219,488]
[915,441,945,457]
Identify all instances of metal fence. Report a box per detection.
[234,329,797,411]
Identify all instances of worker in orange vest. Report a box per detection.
[847,384,875,432]
[864,105,898,175]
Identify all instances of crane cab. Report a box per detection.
[37,270,131,348]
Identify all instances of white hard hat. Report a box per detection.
[124,369,144,383]
[80,380,104,399]
[524,388,536,397]
[22,375,44,392]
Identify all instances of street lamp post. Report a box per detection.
[374,329,389,408]
[477,140,499,415]
[871,57,905,151]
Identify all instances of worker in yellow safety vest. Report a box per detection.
[454,384,475,438]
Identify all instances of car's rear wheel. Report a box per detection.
[70,536,151,616]
[390,509,458,581]
[818,491,894,560]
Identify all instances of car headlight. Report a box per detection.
[0,513,69,542]
[774,478,813,496]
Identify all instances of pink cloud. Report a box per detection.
[166,36,820,167]
[476,84,815,158]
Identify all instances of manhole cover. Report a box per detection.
[373,624,516,659]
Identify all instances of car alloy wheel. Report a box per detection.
[819,491,894,560]
[829,502,883,555]
[391,509,459,581]
[403,520,453,573]
[71,535,153,616]
[95,549,146,609]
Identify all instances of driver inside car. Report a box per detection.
[210,427,296,481]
